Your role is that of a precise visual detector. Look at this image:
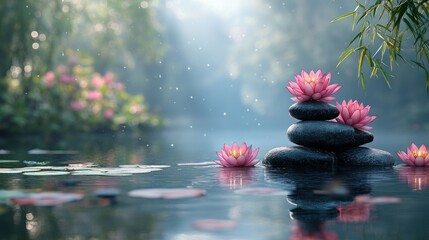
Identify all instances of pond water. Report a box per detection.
[0,129,428,240]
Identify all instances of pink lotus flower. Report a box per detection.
[286,69,341,103]
[215,142,259,167]
[335,100,377,131]
[397,143,429,167]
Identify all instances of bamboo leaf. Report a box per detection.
[331,11,356,22]
[360,72,366,90]
[358,47,367,77]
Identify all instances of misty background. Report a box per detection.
[2,0,428,133]
[133,0,428,132]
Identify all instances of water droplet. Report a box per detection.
[246,108,250,112]
[187,67,191,70]
[170,144,174,147]
[175,87,179,90]
[190,96,193,99]
[206,63,210,67]
[189,125,193,129]
[223,112,227,116]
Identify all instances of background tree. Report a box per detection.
[334,0,429,89]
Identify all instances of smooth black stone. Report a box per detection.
[289,207,339,221]
[353,129,374,146]
[263,146,336,168]
[287,121,373,148]
[335,147,394,167]
[287,121,354,148]
[289,101,339,120]
[287,192,353,210]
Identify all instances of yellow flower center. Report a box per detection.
[230,150,242,159]
[412,150,428,158]
[304,76,318,84]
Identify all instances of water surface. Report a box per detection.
[0,129,427,240]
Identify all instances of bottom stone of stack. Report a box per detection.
[334,147,394,167]
[263,146,395,168]
[263,146,336,168]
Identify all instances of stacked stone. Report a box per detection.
[263,101,394,168]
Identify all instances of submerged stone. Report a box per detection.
[287,121,373,149]
[289,101,339,120]
[335,147,394,167]
[263,146,336,168]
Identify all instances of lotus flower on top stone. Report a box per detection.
[286,69,341,103]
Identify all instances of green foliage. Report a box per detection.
[0,0,164,134]
[0,55,161,134]
[333,0,429,89]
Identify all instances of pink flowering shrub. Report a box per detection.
[0,58,160,134]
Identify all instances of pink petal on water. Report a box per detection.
[128,188,206,199]
[192,219,237,231]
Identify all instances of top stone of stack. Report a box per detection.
[289,101,339,121]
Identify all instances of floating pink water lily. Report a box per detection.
[397,143,429,167]
[215,142,259,167]
[335,99,377,131]
[286,69,341,103]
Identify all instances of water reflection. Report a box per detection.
[264,167,396,240]
[216,167,257,189]
[396,164,429,191]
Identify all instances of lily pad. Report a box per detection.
[234,187,289,196]
[0,150,11,154]
[192,219,237,231]
[128,188,206,199]
[71,170,132,177]
[28,149,78,155]
[177,161,217,166]
[23,161,49,166]
[119,164,170,168]
[23,171,70,176]
[10,192,83,206]
[68,163,97,168]
[0,168,24,174]
[0,160,19,164]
